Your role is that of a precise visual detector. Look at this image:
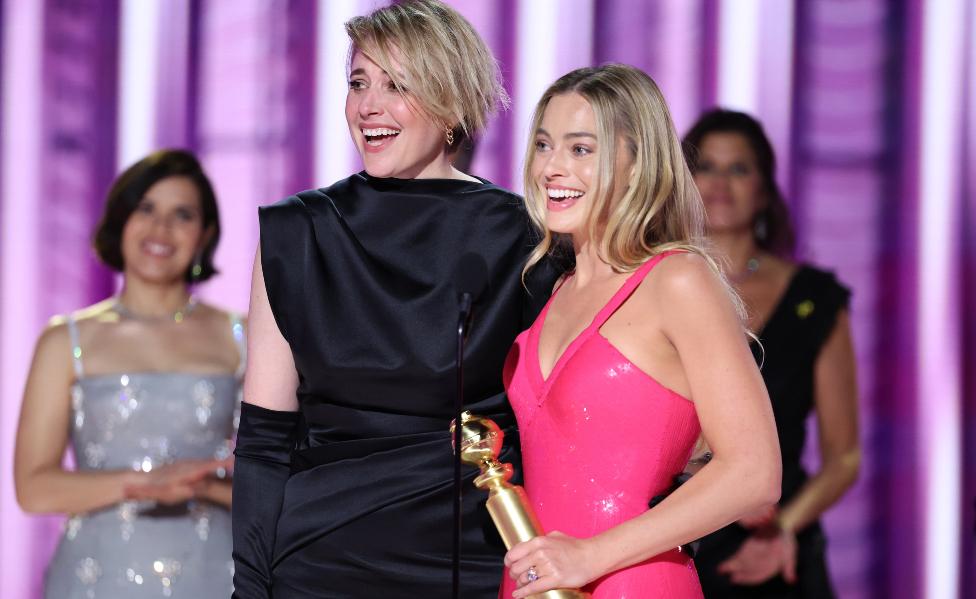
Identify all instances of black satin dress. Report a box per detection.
[244,173,555,598]
[696,266,850,599]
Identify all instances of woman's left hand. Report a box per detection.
[717,527,798,585]
[505,531,599,598]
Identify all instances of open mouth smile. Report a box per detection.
[546,186,584,211]
[362,127,401,150]
[142,241,176,258]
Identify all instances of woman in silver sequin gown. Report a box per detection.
[14,150,243,598]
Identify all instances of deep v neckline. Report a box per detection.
[531,254,671,391]
[532,275,601,384]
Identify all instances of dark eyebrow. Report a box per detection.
[535,127,597,140]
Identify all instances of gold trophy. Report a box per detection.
[452,411,589,599]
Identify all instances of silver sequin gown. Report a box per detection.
[44,315,244,599]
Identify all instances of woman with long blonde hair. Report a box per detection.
[500,64,781,598]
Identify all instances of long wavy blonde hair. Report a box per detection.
[522,64,745,319]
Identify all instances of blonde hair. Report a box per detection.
[522,64,746,319]
[345,0,508,147]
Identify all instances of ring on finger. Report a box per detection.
[526,566,539,582]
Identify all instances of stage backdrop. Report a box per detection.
[1,1,973,598]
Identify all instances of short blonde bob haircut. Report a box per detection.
[345,0,509,148]
[524,64,710,273]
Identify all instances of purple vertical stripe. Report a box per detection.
[458,0,517,188]
[190,0,320,310]
[593,0,657,73]
[15,2,123,596]
[787,0,809,254]
[185,0,202,150]
[888,0,923,596]
[485,0,517,189]
[698,0,718,110]
[960,2,976,596]
[789,2,907,596]
[156,0,194,149]
[286,0,317,193]
[40,0,119,312]
[495,0,519,189]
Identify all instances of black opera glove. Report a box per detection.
[231,402,303,599]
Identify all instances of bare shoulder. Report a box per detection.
[29,311,90,377]
[194,302,247,329]
[41,298,117,347]
[35,317,71,355]
[59,297,118,324]
[631,252,742,335]
[643,252,727,301]
[194,301,234,320]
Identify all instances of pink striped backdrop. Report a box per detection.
[1,1,972,597]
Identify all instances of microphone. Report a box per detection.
[452,252,488,599]
[455,252,489,332]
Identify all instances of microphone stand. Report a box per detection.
[453,292,473,599]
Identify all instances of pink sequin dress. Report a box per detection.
[501,252,704,598]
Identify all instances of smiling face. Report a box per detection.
[529,92,632,243]
[693,131,766,235]
[344,50,449,179]
[120,176,208,286]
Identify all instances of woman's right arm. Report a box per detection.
[241,246,299,412]
[14,322,138,513]
[232,246,301,598]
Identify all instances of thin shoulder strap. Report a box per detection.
[591,250,679,330]
[65,315,84,379]
[229,312,247,378]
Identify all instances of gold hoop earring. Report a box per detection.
[445,127,454,146]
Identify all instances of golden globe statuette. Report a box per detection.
[452,411,590,599]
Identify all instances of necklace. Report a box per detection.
[112,296,198,323]
[729,257,761,284]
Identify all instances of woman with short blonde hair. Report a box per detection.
[344,0,508,151]
[231,2,557,597]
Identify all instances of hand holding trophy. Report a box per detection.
[451,411,590,599]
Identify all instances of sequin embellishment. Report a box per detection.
[54,367,241,596]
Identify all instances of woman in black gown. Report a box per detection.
[230,2,556,597]
[683,110,861,598]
